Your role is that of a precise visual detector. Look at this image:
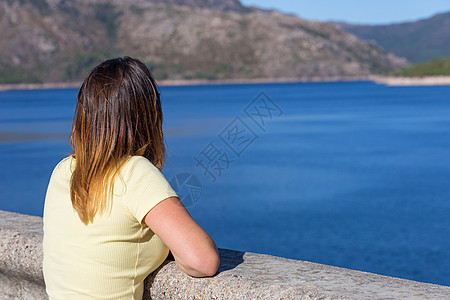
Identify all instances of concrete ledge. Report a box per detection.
[1,210,449,299]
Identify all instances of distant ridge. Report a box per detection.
[0,0,407,84]
[146,0,250,12]
[337,12,450,63]
[391,56,450,77]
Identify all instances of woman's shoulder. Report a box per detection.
[51,156,75,175]
[56,155,74,166]
[119,156,168,185]
[122,156,160,173]
[45,156,75,189]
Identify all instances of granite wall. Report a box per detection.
[1,210,449,299]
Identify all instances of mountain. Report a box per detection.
[337,12,450,64]
[391,56,450,77]
[0,0,408,84]
[145,0,250,12]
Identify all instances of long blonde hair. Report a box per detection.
[70,57,165,224]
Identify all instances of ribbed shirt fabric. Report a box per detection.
[43,156,178,299]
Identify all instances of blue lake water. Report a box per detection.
[0,81,449,286]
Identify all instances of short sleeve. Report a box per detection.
[118,156,178,223]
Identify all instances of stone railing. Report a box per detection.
[1,210,449,299]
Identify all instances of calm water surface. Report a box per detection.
[0,81,449,286]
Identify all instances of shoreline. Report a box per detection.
[0,76,365,91]
[0,75,449,91]
[370,75,450,86]
[0,81,82,91]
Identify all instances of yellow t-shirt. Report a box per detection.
[43,156,178,299]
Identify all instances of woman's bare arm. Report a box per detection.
[144,197,220,277]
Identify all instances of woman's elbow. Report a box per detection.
[193,250,220,277]
[174,247,220,277]
[203,252,220,277]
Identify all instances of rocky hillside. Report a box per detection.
[0,0,408,83]
[146,0,250,12]
[338,12,450,64]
